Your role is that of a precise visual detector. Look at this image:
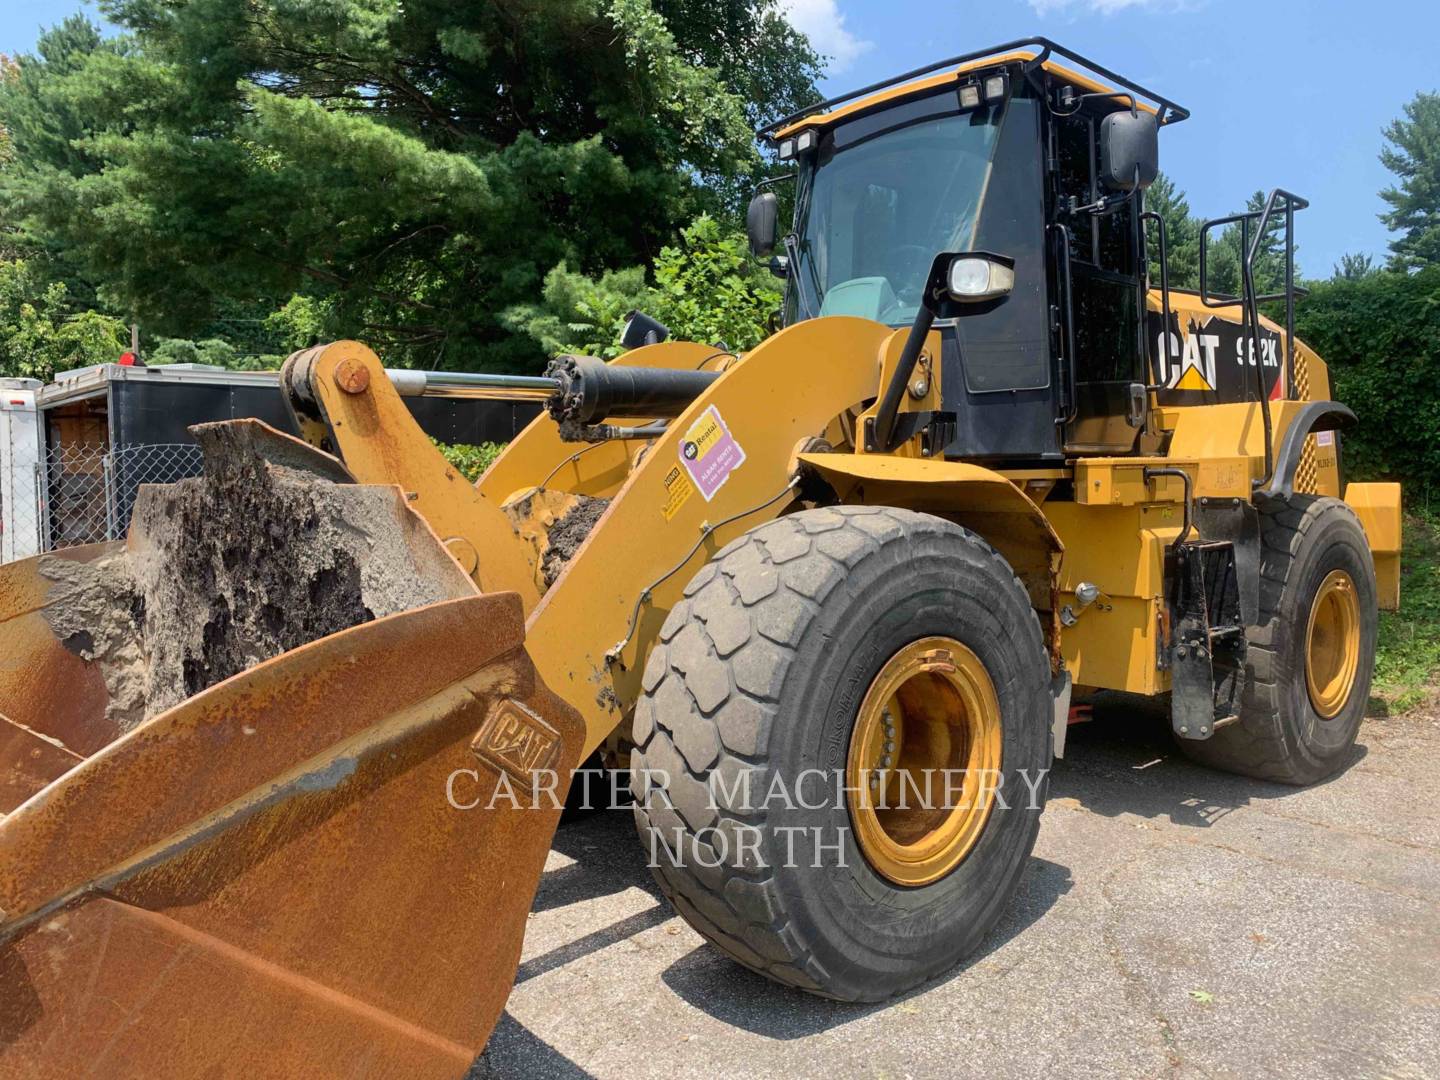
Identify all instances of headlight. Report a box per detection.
[947,255,1015,302]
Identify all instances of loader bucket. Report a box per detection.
[0,421,584,1078]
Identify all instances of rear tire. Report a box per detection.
[629,506,1051,1001]
[1178,495,1377,785]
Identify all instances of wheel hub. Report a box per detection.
[1305,568,1361,718]
[845,637,1002,886]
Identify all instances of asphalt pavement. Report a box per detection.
[473,697,1440,1079]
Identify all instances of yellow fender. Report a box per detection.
[795,452,1064,659]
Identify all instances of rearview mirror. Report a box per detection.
[746,191,779,257]
[620,310,670,349]
[1099,110,1159,192]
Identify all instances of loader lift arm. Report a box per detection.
[2,315,987,1077]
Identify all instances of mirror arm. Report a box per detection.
[870,301,936,453]
[1068,184,1138,217]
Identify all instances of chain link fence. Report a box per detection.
[6,443,205,558]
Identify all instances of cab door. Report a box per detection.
[1052,109,1145,454]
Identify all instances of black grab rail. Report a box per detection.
[756,37,1191,139]
[1198,189,1309,491]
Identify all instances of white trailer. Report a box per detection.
[0,378,45,564]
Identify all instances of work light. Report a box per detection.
[947,254,1015,302]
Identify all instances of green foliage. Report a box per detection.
[147,336,280,371]
[505,214,780,358]
[1334,252,1380,281]
[1373,509,1440,712]
[1292,265,1440,491]
[263,295,332,353]
[1379,91,1440,271]
[1145,178,1294,297]
[1144,173,1200,290]
[0,257,128,380]
[433,439,506,482]
[0,4,819,371]
[648,214,780,351]
[503,264,650,360]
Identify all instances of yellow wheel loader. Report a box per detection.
[0,37,1402,1077]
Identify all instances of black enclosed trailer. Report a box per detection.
[1,362,542,560]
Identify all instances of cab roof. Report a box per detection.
[764,37,1189,141]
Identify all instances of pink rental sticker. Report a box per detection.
[679,405,746,501]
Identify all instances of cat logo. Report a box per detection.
[471,698,560,786]
[1173,355,1214,392]
[1157,327,1220,393]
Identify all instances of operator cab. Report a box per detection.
[750,40,1179,465]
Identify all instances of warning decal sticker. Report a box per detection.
[662,464,695,520]
[679,405,746,501]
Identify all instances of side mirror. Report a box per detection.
[621,310,669,350]
[746,191,779,257]
[1099,110,1159,192]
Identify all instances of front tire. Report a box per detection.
[630,507,1051,1002]
[1179,495,1377,784]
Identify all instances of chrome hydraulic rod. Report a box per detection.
[386,369,562,397]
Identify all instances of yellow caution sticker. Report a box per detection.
[662,464,695,521]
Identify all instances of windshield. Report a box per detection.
[789,92,1007,325]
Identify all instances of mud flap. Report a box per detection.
[0,594,582,1078]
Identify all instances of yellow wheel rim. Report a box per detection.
[845,637,1002,887]
[1305,569,1361,718]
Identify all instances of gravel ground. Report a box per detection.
[473,698,1440,1080]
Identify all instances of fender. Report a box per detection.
[796,452,1062,553]
[796,452,1064,667]
[1257,400,1356,500]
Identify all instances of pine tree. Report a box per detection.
[0,3,820,371]
[1379,91,1440,270]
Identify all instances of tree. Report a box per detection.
[1143,173,1200,290]
[1379,91,1440,270]
[1294,265,1440,489]
[0,5,820,372]
[0,258,129,381]
[1334,252,1379,281]
[504,213,780,358]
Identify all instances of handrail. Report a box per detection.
[1048,223,1078,426]
[1197,189,1309,492]
[757,37,1191,139]
[1140,209,1173,390]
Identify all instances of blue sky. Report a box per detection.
[782,0,1440,275]
[3,0,1436,275]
